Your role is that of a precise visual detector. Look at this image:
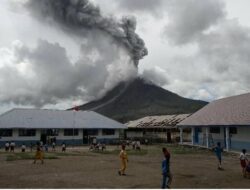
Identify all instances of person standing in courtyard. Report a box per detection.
[245,161,250,177]
[162,147,172,189]
[33,142,44,164]
[5,142,9,152]
[213,142,223,170]
[21,144,26,152]
[118,144,128,176]
[52,141,56,151]
[10,141,15,152]
[62,142,66,152]
[30,142,33,152]
[239,149,248,177]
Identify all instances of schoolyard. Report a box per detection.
[0,144,249,188]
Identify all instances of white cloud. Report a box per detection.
[0,39,137,108]
[163,18,250,101]
[141,66,169,86]
[164,0,226,45]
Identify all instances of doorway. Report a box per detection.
[167,130,172,143]
[82,130,89,144]
[194,128,199,144]
[40,133,47,145]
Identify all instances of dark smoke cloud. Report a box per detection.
[26,0,148,67]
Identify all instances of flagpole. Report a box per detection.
[72,103,79,149]
[73,109,75,148]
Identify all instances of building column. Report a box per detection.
[205,127,209,148]
[225,127,230,151]
[180,128,183,144]
[191,127,195,145]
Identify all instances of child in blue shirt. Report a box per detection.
[162,147,171,189]
[213,142,223,170]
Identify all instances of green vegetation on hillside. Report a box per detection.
[76,78,208,123]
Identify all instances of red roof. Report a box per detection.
[177,93,250,126]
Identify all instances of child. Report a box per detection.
[52,142,56,151]
[89,144,94,151]
[21,144,26,152]
[132,141,136,150]
[33,143,44,164]
[136,141,141,151]
[44,144,48,152]
[101,143,106,151]
[246,161,250,177]
[213,142,223,170]
[239,149,248,177]
[30,143,33,152]
[118,144,128,176]
[10,141,15,152]
[62,142,66,152]
[5,142,9,152]
[162,147,172,189]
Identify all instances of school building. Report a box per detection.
[0,108,126,146]
[126,114,191,143]
[177,93,250,151]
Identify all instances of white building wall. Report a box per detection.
[197,126,250,151]
[126,131,143,138]
[183,132,191,141]
[201,127,224,141]
[230,126,250,142]
[98,129,102,137]
[200,126,250,143]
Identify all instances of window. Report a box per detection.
[229,127,237,134]
[64,129,79,136]
[0,129,13,137]
[210,127,220,134]
[195,127,202,133]
[102,129,115,136]
[87,129,98,136]
[46,129,59,136]
[19,129,36,136]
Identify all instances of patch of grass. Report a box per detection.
[0,151,8,154]
[92,149,148,156]
[6,152,34,161]
[44,155,59,159]
[5,152,58,161]
[5,150,91,161]
[175,145,212,155]
[154,144,212,155]
[127,149,148,155]
[6,155,17,161]
[53,152,84,157]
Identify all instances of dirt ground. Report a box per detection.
[0,144,249,189]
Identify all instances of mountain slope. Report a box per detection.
[75,78,208,122]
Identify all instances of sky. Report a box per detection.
[0,0,250,114]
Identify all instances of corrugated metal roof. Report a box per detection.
[126,114,191,129]
[177,93,250,127]
[0,108,126,129]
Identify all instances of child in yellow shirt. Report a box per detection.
[118,144,128,176]
[33,143,44,164]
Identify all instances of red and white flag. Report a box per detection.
[73,105,79,111]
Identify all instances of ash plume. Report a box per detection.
[27,0,148,67]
